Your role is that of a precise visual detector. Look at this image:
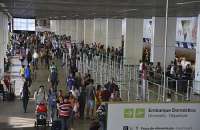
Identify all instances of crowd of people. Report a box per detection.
[139,57,194,93]
[11,30,196,130]
[79,42,124,65]
[17,32,122,130]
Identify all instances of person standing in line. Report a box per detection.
[58,96,72,130]
[20,81,30,113]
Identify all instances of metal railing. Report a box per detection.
[69,50,200,103]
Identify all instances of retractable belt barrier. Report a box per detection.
[66,50,199,103]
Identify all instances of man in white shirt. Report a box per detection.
[33,50,39,69]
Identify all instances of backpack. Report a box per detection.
[25,68,31,79]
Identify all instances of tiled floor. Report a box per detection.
[0,56,90,130]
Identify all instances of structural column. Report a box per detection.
[64,20,70,36]
[50,20,56,33]
[66,20,76,42]
[0,13,8,77]
[122,18,144,65]
[195,14,200,93]
[106,19,122,48]
[151,17,176,67]
[0,13,3,77]
[93,18,107,46]
[3,14,8,59]
[84,19,94,44]
[75,19,84,43]
[60,20,67,35]
[54,20,61,35]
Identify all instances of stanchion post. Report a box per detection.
[186,80,190,101]
[175,80,178,101]
[146,81,149,102]
[166,77,169,89]
[128,69,131,102]
[136,80,140,100]
[157,85,161,102]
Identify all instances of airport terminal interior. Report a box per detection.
[0,0,200,130]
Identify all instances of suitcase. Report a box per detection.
[51,120,61,130]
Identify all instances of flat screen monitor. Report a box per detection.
[13,18,35,31]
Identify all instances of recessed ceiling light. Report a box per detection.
[176,1,200,5]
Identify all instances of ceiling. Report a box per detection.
[0,0,200,19]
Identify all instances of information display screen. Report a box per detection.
[13,18,35,31]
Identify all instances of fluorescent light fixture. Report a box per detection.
[111,16,118,18]
[176,2,184,5]
[120,8,137,13]
[62,16,66,17]
[88,13,96,16]
[0,3,6,8]
[176,1,200,5]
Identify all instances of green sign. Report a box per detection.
[124,108,145,119]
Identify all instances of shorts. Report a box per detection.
[87,100,95,109]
